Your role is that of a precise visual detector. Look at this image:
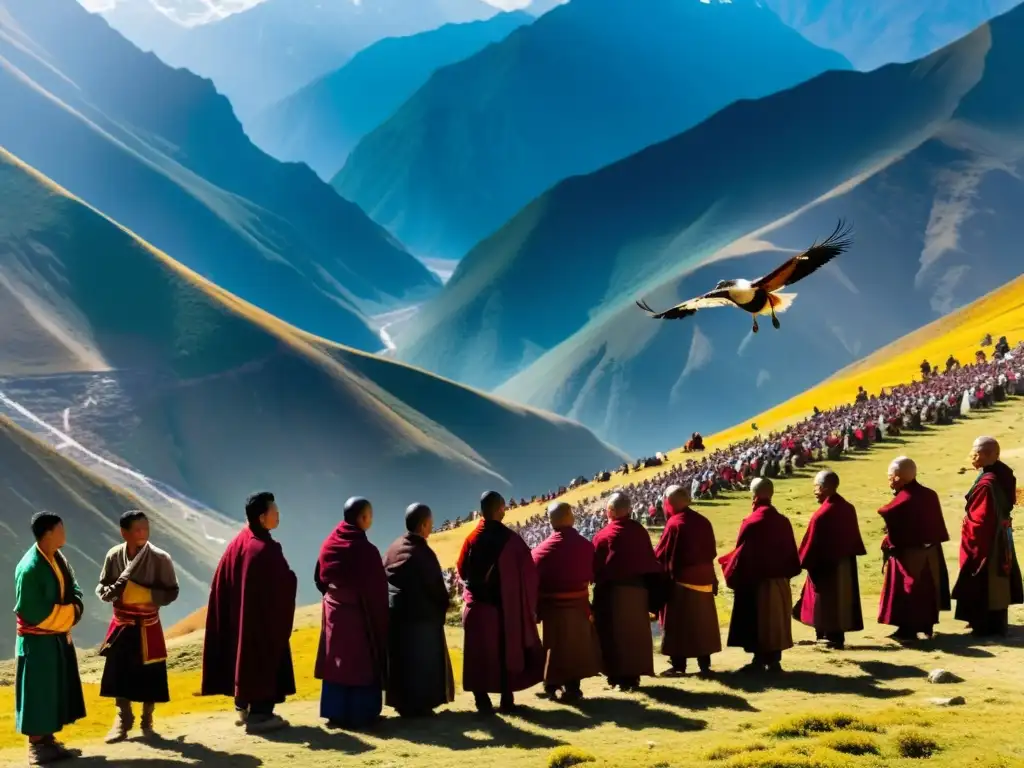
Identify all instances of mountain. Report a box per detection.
[0,0,440,351]
[0,409,226,646]
[396,4,1024,454]
[332,0,852,261]
[0,146,626,607]
[140,0,499,121]
[763,0,1022,71]
[249,12,534,180]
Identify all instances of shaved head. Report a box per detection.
[813,470,839,503]
[548,501,573,528]
[664,484,690,511]
[971,436,1000,470]
[888,456,917,492]
[607,491,631,519]
[751,477,774,501]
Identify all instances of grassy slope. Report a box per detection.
[428,274,1024,566]
[1,404,1021,766]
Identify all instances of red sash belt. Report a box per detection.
[539,589,592,618]
[16,615,68,638]
[101,604,167,664]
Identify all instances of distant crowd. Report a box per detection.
[437,336,1024,555]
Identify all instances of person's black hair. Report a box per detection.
[119,509,148,530]
[245,491,275,526]
[479,490,505,520]
[343,497,371,525]
[31,512,63,541]
[405,503,432,533]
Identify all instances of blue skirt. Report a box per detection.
[319,681,382,728]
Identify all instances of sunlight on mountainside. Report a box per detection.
[429,275,1024,566]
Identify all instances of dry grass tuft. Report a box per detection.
[723,745,853,768]
[819,732,881,756]
[768,713,881,739]
[547,746,597,767]
[893,728,940,759]
[705,743,769,761]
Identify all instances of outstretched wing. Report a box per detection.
[636,290,735,320]
[753,219,853,292]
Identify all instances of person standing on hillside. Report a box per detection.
[458,490,543,715]
[952,437,1024,636]
[314,497,389,729]
[14,512,86,766]
[792,471,866,650]
[654,485,722,677]
[877,457,951,641]
[531,501,603,701]
[201,492,297,733]
[96,510,180,742]
[382,503,455,718]
[592,491,664,691]
[719,479,801,674]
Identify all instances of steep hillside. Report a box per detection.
[249,12,534,179]
[0,0,439,351]
[145,0,498,120]
[0,413,223,646]
[333,0,851,260]
[0,147,626,609]
[398,4,1024,454]
[764,0,1022,71]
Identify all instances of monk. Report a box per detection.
[877,457,951,641]
[201,492,297,733]
[383,503,454,718]
[457,490,543,715]
[654,485,721,677]
[952,437,1024,636]
[97,510,180,742]
[532,502,602,701]
[793,471,866,649]
[14,512,86,766]
[720,478,801,673]
[592,491,663,691]
[314,497,389,728]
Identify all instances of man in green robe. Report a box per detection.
[14,512,87,765]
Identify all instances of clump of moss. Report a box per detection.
[704,742,769,760]
[768,712,881,738]
[820,733,881,756]
[547,746,597,768]
[893,728,940,759]
[724,747,852,768]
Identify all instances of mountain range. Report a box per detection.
[396,2,1024,454]
[249,12,535,180]
[332,0,852,261]
[763,0,1022,71]
[104,0,502,120]
[0,0,440,351]
[0,144,626,611]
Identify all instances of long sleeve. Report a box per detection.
[96,551,118,602]
[150,552,180,607]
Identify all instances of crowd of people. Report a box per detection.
[11,336,1022,765]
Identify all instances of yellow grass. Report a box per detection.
[429,275,1024,567]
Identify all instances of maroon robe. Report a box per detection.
[793,493,866,633]
[313,522,389,688]
[592,517,662,679]
[877,480,952,629]
[457,520,543,694]
[952,462,1024,628]
[719,501,801,653]
[201,525,297,703]
[532,526,602,686]
[654,501,721,660]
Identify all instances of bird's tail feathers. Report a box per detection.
[762,292,798,314]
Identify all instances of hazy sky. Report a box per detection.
[79,0,535,12]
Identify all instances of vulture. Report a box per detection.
[636,220,853,333]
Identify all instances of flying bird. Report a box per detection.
[636,220,853,334]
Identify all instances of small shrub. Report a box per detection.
[893,728,939,759]
[724,747,851,768]
[820,733,881,756]
[769,712,880,738]
[547,746,597,768]
[704,743,768,761]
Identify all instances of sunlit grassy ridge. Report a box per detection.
[429,275,1024,567]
